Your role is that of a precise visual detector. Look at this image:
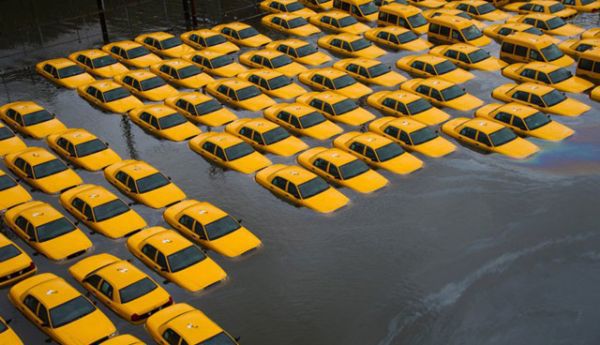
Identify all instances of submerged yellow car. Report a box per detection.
[69,49,129,78]
[264,103,343,139]
[501,62,594,93]
[445,0,511,21]
[225,118,309,156]
[301,0,334,10]
[164,199,262,257]
[408,0,446,9]
[180,29,240,54]
[364,26,433,51]
[4,201,92,260]
[114,69,179,101]
[296,91,375,126]
[378,3,430,34]
[308,10,371,34]
[59,184,147,239]
[507,14,584,36]
[442,117,540,158]
[559,38,600,59]
[429,43,507,71]
[255,164,349,213]
[297,147,388,193]
[366,90,450,125]
[423,9,486,29]
[491,82,590,116]
[298,68,373,99]
[205,78,276,111]
[333,58,405,86]
[189,132,272,174]
[318,33,386,59]
[503,0,577,19]
[0,169,31,210]
[5,147,82,194]
[76,80,143,113]
[239,49,308,77]
[560,0,600,12]
[0,122,26,157]
[582,28,600,39]
[266,39,332,66]
[0,233,36,287]
[150,59,214,89]
[146,303,239,345]
[396,54,475,84]
[401,78,483,111]
[184,49,247,77]
[164,92,237,127]
[475,102,574,141]
[100,334,145,345]
[128,104,201,142]
[483,22,559,43]
[127,227,227,292]
[0,101,67,139]
[35,58,96,89]
[262,13,321,36]
[102,40,163,68]
[212,22,272,47]
[238,69,306,99]
[8,273,116,345]
[135,31,195,58]
[0,316,23,345]
[369,117,456,157]
[104,160,186,209]
[46,128,121,171]
[260,0,317,17]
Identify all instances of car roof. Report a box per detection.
[429,14,473,27]
[96,260,149,288]
[374,26,411,34]
[174,92,213,105]
[381,90,422,103]
[463,118,505,133]
[419,77,455,89]
[124,70,157,81]
[44,58,78,68]
[215,78,254,90]
[142,31,175,40]
[205,132,244,148]
[313,67,346,78]
[167,309,222,343]
[134,104,178,118]
[281,103,318,116]
[238,118,279,132]
[446,43,481,53]
[243,68,284,79]
[413,54,448,64]
[385,117,427,132]
[70,185,118,206]
[186,29,221,38]
[274,165,317,184]
[18,201,64,226]
[87,80,122,92]
[314,148,357,165]
[330,33,363,41]
[56,128,99,145]
[521,61,560,72]
[512,82,553,94]
[16,147,57,165]
[142,229,191,255]
[159,59,194,69]
[118,160,160,179]
[181,201,229,224]
[318,10,355,18]
[109,40,143,49]
[381,3,421,15]
[496,102,539,117]
[310,90,347,103]
[351,132,393,148]
[72,49,109,58]
[4,101,45,115]
[271,38,311,48]
[27,276,82,308]
[504,31,555,45]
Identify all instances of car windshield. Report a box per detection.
[542,89,566,106]
[158,113,188,129]
[541,44,564,61]
[298,177,329,199]
[0,244,20,262]
[225,142,255,160]
[36,218,76,242]
[524,27,544,35]
[367,63,390,77]
[168,246,206,272]
[359,2,378,15]
[287,1,305,10]
[58,65,85,78]
[23,110,54,126]
[546,17,566,29]
[160,37,183,49]
[236,86,262,100]
[397,31,418,43]
[270,55,293,68]
[93,199,130,222]
[581,0,594,4]
[338,16,359,27]
[0,126,14,140]
[410,127,438,145]
[407,13,427,28]
[549,3,565,12]
[269,75,293,89]
[238,27,260,39]
[548,68,572,83]
[119,277,157,303]
[468,49,490,63]
[477,3,495,13]
[441,85,466,101]
[210,55,234,68]
[205,34,227,46]
[333,99,358,114]
[205,215,241,240]
[263,127,290,144]
[296,44,317,57]
[75,139,107,157]
[140,77,166,91]
[136,173,170,193]
[300,112,326,128]
[126,46,151,59]
[177,65,202,78]
[50,296,96,328]
[406,98,433,114]
[489,127,518,146]
[195,99,223,115]
[288,17,308,28]
[333,75,356,89]
[91,55,117,68]
[462,25,483,40]
[33,159,68,179]
[339,159,369,179]
[0,175,17,191]
[103,87,130,102]
[375,143,404,162]
[524,112,551,130]
[434,61,456,74]
[198,332,238,345]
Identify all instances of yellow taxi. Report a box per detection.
[407,0,445,9]
[69,253,173,323]
[499,33,574,67]
[507,14,584,36]
[180,29,240,54]
[8,273,116,345]
[205,78,276,111]
[445,0,511,21]
[0,122,26,157]
[503,0,577,19]
[76,80,143,113]
[262,13,321,36]
[150,59,214,89]
[318,33,386,59]
[400,77,484,111]
[308,10,371,34]
[102,40,162,68]
[212,22,272,47]
[0,233,36,287]
[369,117,456,157]
[491,82,590,116]
[475,102,574,140]
[558,38,600,59]
[46,128,122,171]
[442,117,540,158]
[260,0,317,17]
[128,104,201,142]
[189,132,272,174]
[364,26,433,51]
[239,49,308,77]
[146,303,239,345]
[266,39,332,65]
[5,147,82,194]
[560,0,600,12]
[113,69,179,101]
[576,47,600,82]
[501,61,594,93]
[263,103,343,139]
[35,58,95,89]
[591,85,600,102]
[334,131,423,174]
[377,3,430,34]
[332,0,380,21]
[0,101,67,139]
[426,15,491,47]
[396,54,475,84]
[582,28,600,39]
[104,160,186,209]
[297,147,388,193]
[0,169,31,210]
[237,69,306,99]
[296,90,376,125]
[4,201,92,260]
[301,0,334,10]
[429,43,507,71]
[298,68,372,99]
[183,49,247,77]
[68,49,128,78]
[127,227,227,292]
[135,31,195,58]
[255,164,349,212]
[225,118,309,156]
[423,9,486,29]
[164,92,237,127]
[59,184,147,239]
[483,22,559,43]
[0,316,23,345]
[100,334,145,345]
[164,199,262,257]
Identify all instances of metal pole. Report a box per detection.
[190,0,198,28]
[182,0,192,31]
[97,0,110,43]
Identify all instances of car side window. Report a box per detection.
[259,78,270,90]
[252,131,264,145]
[512,116,527,130]
[83,204,94,221]
[498,28,511,36]
[346,63,359,73]
[24,163,34,179]
[309,99,324,110]
[276,110,290,122]
[193,222,207,240]
[115,171,129,184]
[349,142,365,154]
[150,116,160,129]
[440,26,450,37]
[330,39,342,48]
[178,215,196,230]
[84,274,102,288]
[458,53,470,64]
[341,41,351,51]
[311,74,325,84]
[477,132,491,146]
[399,131,411,145]
[56,137,69,150]
[384,125,400,138]
[215,146,227,160]
[142,244,158,259]
[239,127,253,139]
[514,45,528,57]
[415,85,430,96]
[313,158,328,171]
[364,147,377,161]
[425,64,436,75]
[328,164,341,179]
[512,90,529,101]
[15,216,29,231]
[162,329,182,345]
[323,103,334,115]
[123,76,133,86]
[272,176,288,190]
[227,88,237,99]
[445,50,458,59]
[459,126,477,139]
[287,183,300,199]
[411,60,425,70]
[140,112,152,123]
[494,111,512,124]
[23,295,40,314]
[14,158,26,171]
[520,68,536,79]
[126,176,137,193]
[501,42,515,53]
[202,141,217,153]
[37,304,50,326]
[71,198,86,212]
[382,98,396,109]
[99,280,114,300]
[430,89,443,101]
[530,94,545,107]
[290,115,301,128]
[429,23,441,34]
[451,29,464,42]
[156,252,168,270]
[537,72,550,83]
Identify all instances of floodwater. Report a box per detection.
[1,1,600,344]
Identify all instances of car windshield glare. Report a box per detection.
[126,46,151,59]
[541,44,564,61]
[542,89,566,106]
[300,112,326,128]
[33,159,68,179]
[339,159,369,179]
[0,127,15,140]
[160,37,183,49]
[140,77,167,91]
[198,332,238,345]
[167,246,206,272]
[441,85,465,101]
[524,27,544,35]
[225,142,255,160]
[177,65,202,79]
[195,100,223,115]
[548,68,572,83]
[210,55,234,68]
[50,296,96,328]
[205,35,227,46]
[477,3,495,14]
[263,127,290,144]
[333,75,356,89]
[298,177,329,199]
[268,75,293,89]
[407,13,427,27]
[489,127,517,146]
[546,17,566,29]
[36,218,76,242]
[462,25,483,40]
[158,113,188,129]
[23,110,55,126]
[359,2,378,15]
[238,27,260,39]
[236,86,262,100]
[103,87,130,102]
[406,98,433,114]
[205,215,241,240]
[75,139,107,157]
[136,173,170,193]
[91,55,117,68]
[397,31,418,43]
[375,142,404,162]
[333,99,358,114]
[410,127,438,145]
[296,44,317,57]
[435,61,456,74]
[549,3,565,12]
[288,17,308,28]
[338,16,358,27]
[468,49,490,63]
[367,63,390,78]
[58,65,85,78]
[0,175,17,191]
[270,55,293,68]
[93,199,130,222]
[524,111,551,130]
[0,244,21,262]
[119,277,157,303]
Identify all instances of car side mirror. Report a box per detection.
[128,202,135,207]
[167,176,172,181]
[5,319,12,325]
[41,321,49,328]
[105,142,110,147]
[237,218,243,224]
[235,336,241,341]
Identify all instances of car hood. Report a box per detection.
[303,187,349,213]
[195,108,238,127]
[337,83,373,99]
[238,94,276,111]
[334,107,376,126]
[96,210,147,238]
[162,122,202,141]
[0,186,31,210]
[411,107,451,126]
[270,83,306,99]
[213,63,247,77]
[26,119,67,139]
[494,137,540,159]
[0,252,31,277]
[371,71,406,86]
[276,62,308,77]
[228,151,271,174]
[210,227,262,257]
[440,68,475,84]
[296,52,331,66]
[266,136,308,156]
[107,96,144,113]
[345,169,388,193]
[472,57,508,71]
[444,93,484,111]
[77,149,122,171]
[528,120,574,141]
[379,152,424,174]
[38,229,91,260]
[94,63,129,78]
[54,309,115,344]
[62,73,96,88]
[139,183,186,208]
[142,85,179,101]
[413,136,456,157]
[37,170,82,194]
[554,76,594,93]
[175,257,227,291]
[547,97,590,116]
[304,121,343,140]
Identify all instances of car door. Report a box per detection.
[114,170,132,195]
[22,295,46,328]
[68,197,88,222]
[458,126,478,145]
[270,176,289,198]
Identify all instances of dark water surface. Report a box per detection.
[0,1,599,344]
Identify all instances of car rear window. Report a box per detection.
[36,218,76,242]
[224,142,255,160]
[119,277,157,303]
[158,113,188,129]
[93,199,130,222]
[140,77,167,91]
[0,244,21,262]
[33,159,68,179]
[75,139,107,157]
[136,173,170,193]
[50,296,96,328]
[58,65,85,78]
[167,246,207,272]
[195,100,223,115]
[0,175,17,191]
[91,55,118,68]
[23,110,55,126]
[205,215,241,240]
[298,177,329,199]
[103,87,131,102]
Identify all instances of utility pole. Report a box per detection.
[182,0,192,31]
[96,0,110,43]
